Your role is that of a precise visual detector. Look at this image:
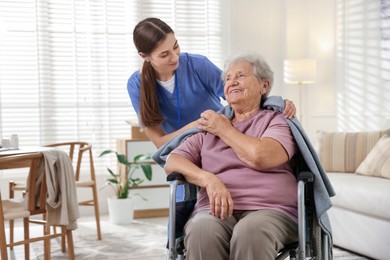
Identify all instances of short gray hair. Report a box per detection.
[222,52,274,98]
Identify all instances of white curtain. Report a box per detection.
[0,0,227,172]
[337,0,390,130]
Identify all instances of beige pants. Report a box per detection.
[184,209,298,260]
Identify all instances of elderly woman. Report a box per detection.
[164,53,298,260]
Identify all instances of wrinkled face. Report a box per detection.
[141,33,180,79]
[223,61,268,107]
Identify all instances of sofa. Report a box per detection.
[315,129,390,260]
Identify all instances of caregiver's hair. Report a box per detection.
[222,52,274,98]
[133,17,174,127]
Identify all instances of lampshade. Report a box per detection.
[284,59,317,84]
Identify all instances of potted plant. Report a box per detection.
[99,150,154,224]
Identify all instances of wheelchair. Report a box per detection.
[166,155,331,260]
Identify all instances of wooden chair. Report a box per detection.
[0,152,75,260]
[10,142,102,242]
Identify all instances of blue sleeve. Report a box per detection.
[127,71,142,125]
[127,71,141,113]
[191,55,225,100]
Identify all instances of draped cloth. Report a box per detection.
[25,149,80,230]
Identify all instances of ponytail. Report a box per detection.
[139,61,164,127]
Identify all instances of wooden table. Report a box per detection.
[0,146,53,169]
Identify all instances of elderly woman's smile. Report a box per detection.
[228,87,243,94]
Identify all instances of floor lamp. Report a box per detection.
[284,59,317,124]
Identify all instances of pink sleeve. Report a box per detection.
[262,115,297,160]
[170,133,204,166]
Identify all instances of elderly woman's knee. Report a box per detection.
[230,224,277,259]
[185,212,232,240]
[232,220,273,245]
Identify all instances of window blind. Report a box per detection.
[0,0,226,174]
[337,0,390,130]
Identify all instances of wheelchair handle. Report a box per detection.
[297,171,314,183]
[167,172,186,182]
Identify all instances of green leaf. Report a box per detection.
[99,150,115,157]
[107,178,119,184]
[117,153,131,165]
[121,184,129,198]
[129,177,144,186]
[141,164,152,181]
[107,168,118,178]
[134,153,152,162]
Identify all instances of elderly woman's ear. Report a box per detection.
[261,80,270,96]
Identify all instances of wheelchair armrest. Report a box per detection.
[297,171,314,183]
[166,172,187,182]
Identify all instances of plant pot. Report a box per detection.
[107,197,134,224]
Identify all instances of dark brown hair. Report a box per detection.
[133,17,174,127]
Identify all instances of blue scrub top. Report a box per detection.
[127,53,225,133]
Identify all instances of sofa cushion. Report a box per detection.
[356,135,390,179]
[327,172,390,220]
[315,129,389,173]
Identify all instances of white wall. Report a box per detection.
[228,0,286,98]
[228,0,338,141]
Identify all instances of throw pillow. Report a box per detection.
[315,130,388,173]
[356,135,390,179]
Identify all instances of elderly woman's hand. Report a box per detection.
[204,173,233,220]
[198,110,232,136]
